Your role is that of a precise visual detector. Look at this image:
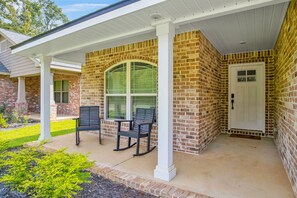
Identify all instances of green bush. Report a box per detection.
[19,115,29,125]
[0,139,9,153]
[8,108,19,123]
[0,103,7,114]
[0,146,94,198]
[0,113,8,128]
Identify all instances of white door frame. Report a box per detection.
[228,62,266,132]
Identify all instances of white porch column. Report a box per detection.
[17,77,26,103]
[154,22,176,181]
[50,73,55,105]
[16,77,28,113]
[38,56,52,141]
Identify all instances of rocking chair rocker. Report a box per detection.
[113,108,156,156]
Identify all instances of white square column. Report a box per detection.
[16,77,28,113]
[38,56,52,141]
[17,77,26,103]
[154,22,176,181]
[50,73,55,105]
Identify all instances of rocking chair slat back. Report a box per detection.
[132,108,155,132]
[79,106,100,126]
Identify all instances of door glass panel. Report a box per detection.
[237,77,246,82]
[247,70,256,75]
[237,70,246,76]
[247,76,256,82]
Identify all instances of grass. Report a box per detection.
[0,120,76,149]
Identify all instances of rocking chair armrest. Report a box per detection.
[114,119,133,123]
[115,119,133,132]
[137,122,153,126]
[73,118,79,127]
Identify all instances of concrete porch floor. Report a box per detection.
[28,113,78,121]
[41,133,294,198]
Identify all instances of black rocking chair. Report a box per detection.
[75,106,101,145]
[114,108,156,156]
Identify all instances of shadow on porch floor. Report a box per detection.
[38,133,294,198]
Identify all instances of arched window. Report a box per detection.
[105,61,157,119]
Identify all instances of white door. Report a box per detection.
[229,63,265,132]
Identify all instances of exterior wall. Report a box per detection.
[26,76,40,113]
[0,75,17,110]
[196,33,221,152]
[26,73,81,116]
[82,31,221,154]
[274,0,297,195]
[0,35,39,77]
[221,50,275,137]
[54,73,80,116]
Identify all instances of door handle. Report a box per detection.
[231,93,234,110]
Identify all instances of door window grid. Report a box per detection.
[237,70,256,82]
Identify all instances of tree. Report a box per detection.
[0,0,69,36]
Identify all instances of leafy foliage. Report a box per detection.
[0,113,8,128]
[0,0,69,36]
[0,146,94,198]
[0,139,9,152]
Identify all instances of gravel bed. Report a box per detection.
[76,173,156,198]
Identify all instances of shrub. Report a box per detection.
[0,103,7,114]
[0,139,9,153]
[7,108,19,123]
[0,146,94,198]
[0,113,8,128]
[19,116,29,125]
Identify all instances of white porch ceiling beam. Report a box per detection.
[48,27,155,56]
[174,0,291,26]
[11,0,166,55]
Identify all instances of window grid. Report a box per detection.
[54,80,69,104]
[104,60,157,120]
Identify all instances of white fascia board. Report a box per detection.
[48,26,155,56]
[174,0,291,26]
[11,0,166,55]
[0,72,10,75]
[50,65,81,73]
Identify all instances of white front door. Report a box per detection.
[229,63,265,132]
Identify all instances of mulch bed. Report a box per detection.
[0,147,156,198]
[0,173,156,198]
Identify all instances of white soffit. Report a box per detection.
[12,0,290,57]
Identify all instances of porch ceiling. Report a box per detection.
[12,0,290,62]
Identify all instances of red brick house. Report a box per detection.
[10,0,297,196]
[0,28,81,119]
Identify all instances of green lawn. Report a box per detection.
[0,120,76,149]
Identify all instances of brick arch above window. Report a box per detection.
[101,56,157,73]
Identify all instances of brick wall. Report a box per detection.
[25,73,81,116]
[220,50,275,137]
[26,76,40,113]
[82,31,221,154]
[274,0,297,195]
[0,75,17,110]
[54,73,81,116]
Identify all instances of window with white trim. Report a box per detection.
[0,40,8,53]
[54,80,69,103]
[105,61,157,120]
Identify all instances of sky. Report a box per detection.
[53,0,121,20]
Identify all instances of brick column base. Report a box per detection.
[15,102,28,114]
[50,104,57,121]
